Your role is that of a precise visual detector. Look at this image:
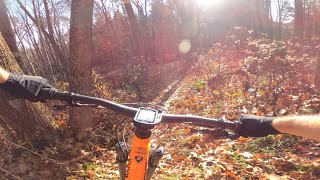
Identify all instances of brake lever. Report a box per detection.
[53,104,69,110]
[52,101,104,111]
[227,133,240,140]
[215,119,240,140]
[71,101,105,108]
[52,102,80,111]
[212,130,240,140]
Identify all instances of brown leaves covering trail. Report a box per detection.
[1,28,320,179]
[150,30,320,178]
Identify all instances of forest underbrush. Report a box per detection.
[0,29,320,179]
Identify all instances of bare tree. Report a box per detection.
[275,0,294,40]
[294,0,304,37]
[255,0,274,38]
[16,0,67,78]
[315,50,320,89]
[0,0,28,74]
[122,0,143,58]
[69,0,94,137]
[265,0,274,38]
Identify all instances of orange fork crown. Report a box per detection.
[125,128,152,180]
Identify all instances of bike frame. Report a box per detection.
[126,132,151,179]
[43,90,238,180]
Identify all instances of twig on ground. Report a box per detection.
[0,133,62,165]
[0,167,23,180]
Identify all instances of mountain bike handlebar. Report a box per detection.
[42,89,238,130]
[41,89,239,179]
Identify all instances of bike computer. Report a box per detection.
[134,108,162,125]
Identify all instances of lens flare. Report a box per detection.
[179,39,191,54]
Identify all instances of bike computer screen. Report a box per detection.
[134,108,158,124]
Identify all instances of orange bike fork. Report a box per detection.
[125,133,151,180]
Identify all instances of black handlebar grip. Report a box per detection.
[38,87,56,99]
[38,88,72,101]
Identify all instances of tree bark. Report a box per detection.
[275,0,283,40]
[69,0,94,138]
[265,0,273,39]
[0,33,56,142]
[0,0,28,74]
[256,0,264,35]
[122,0,143,58]
[294,0,304,37]
[315,50,320,90]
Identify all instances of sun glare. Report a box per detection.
[196,0,221,7]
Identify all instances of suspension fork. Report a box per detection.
[146,147,164,180]
[116,142,130,180]
[117,126,164,180]
[116,142,165,180]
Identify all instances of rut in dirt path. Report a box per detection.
[151,76,189,110]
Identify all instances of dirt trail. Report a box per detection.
[162,79,188,110]
[152,79,182,106]
[151,74,191,111]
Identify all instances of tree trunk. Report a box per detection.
[255,0,264,35]
[294,0,304,37]
[317,0,320,38]
[69,0,94,138]
[43,0,64,77]
[0,33,56,142]
[265,0,273,39]
[122,0,143,58]
[0,0,28,74]
[315,50,320,89]
[276,0,283,40]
